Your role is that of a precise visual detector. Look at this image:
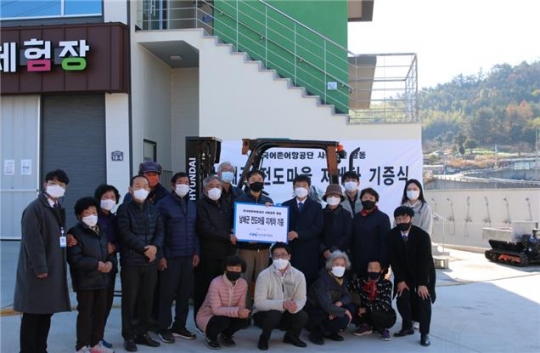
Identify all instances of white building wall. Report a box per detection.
[171,68,199,173]
[104,0,128,23]
[105,94,131,197]
[130,43,172,174]
[426,188,540,249]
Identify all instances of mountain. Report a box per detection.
[419,60,540,154]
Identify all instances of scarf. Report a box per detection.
[362,279,379,301]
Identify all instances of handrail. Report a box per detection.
[257,0,358,58]
[213,0,353,90]
[136,0,419,121]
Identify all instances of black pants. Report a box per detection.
[104,271,117,329]
[157,256,194,331]
[359,309,397,333]
[396,288,431,334]
[253,310,308,340]
[121,263,158,340]
[20,313,53,353]
[76,289,108,350]
[307,304,355,336]
[193,258,223,321]
[205,316,250,341]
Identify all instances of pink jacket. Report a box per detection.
[196,274,248,332]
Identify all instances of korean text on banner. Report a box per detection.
[234,203,289,244]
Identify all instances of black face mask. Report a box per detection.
[367,272,380,280]
[398,222,411,232]
[361,200,376,210]
[249,181,264,192]
[226,271,242,282]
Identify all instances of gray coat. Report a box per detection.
[341,191,363,218]
[13,193,71,314]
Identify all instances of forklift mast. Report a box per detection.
[186,137,346,200]
[185,137,222,201]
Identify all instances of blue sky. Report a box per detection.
[348,0,540,89]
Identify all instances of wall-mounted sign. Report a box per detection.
[1,23,129,95]
[111,151,124,162]
[0,39,90,73]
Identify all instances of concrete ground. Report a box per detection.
[1,240,539,353]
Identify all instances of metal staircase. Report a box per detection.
[136,0,418,122]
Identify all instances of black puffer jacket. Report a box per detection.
[67,222,115,291]
[196,196,236,260]
[117,200,164,266]
[306,268,352,318]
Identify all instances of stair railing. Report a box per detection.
[136,0,418,121]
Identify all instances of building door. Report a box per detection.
[41,94,106,228]
[0,96,40,239]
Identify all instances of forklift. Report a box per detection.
[185,137,347,200]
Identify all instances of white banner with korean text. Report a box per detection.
[234,203,289,243]
[218,139,423,218]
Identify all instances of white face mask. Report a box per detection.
[133,188,149,201]
[406,190,420,201]
[100,199,116,211]
[344,181,358,192]
[331,266,346,278]
[82,214,98,227]
[220,171,235,183]
[175,184,190,197]
[46,184,65,199]
[208,187,222,201]
[273,258,289,270]
[294,187,309,199]
[326,196,341,206]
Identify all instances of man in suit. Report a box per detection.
[388,206,436,347]
[282,174,324,288]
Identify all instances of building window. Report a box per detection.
[1,0,102,19]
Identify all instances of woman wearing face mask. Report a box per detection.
[194,175,237,325]
[304,251,354,345]
[320,184,352,263]
[67,197,116,353]
[400,179,433,236]
[196,255,250,350]
[351,188,391,280]
[93,184,121,349]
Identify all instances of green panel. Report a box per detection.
[214,0,349,113]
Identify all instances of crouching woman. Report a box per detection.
[196,255,251,349]
[305,251,354,345]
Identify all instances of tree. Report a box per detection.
[464,138,478,154]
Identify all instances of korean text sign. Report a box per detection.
[219,139,423,217]
[234,203,289,243]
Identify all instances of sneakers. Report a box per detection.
[326,332,344,342]
[100,340,113,349]
[204,337,221,350]
[381,329,392,341]
[413,321,420,330]
[123,339,137,352]
[134,333,160,347]
[90,342,114,353]
[171,326,196,340]
[158,330,176,344]
[76,346,90,353]
[394,328,415,337]
[219,334,236,347]
[353,325,373,336]
[308,332,324,345]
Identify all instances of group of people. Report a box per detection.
[14,161,436,353]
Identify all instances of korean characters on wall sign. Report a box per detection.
[0,39,90,73]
